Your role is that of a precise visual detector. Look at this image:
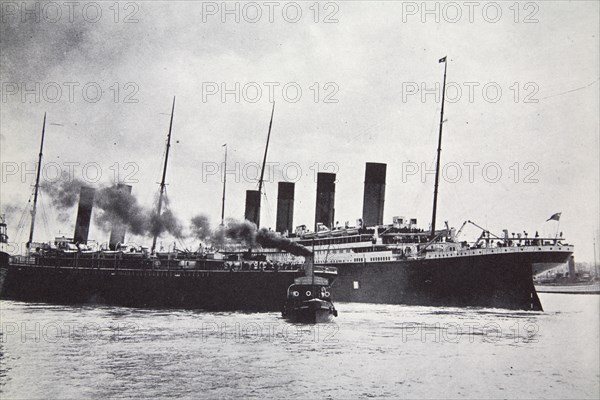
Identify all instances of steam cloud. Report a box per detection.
[256,226,313,257]
[40,174,86,221]
[190,214,211,240]
[190,217,311,256]
[41,177,183,239]
[225,219,312,257]
[41,177,310,256]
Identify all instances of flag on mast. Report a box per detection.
[439,56,447,63]
[546,212,562,221]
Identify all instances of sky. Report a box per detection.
[1,0,599,261]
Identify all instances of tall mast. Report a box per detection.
[221,144,227,225]
[430,57,448,240]
[151,97,176,253]
[256,101,275,228]
[27,112,46,250]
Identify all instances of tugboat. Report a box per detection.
[282,258,338,323]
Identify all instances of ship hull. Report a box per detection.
[0,251,9,293]
[0,248,572,311]
[0,265,305,311]
[328,249,573,311]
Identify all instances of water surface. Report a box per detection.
[1,293,598,398]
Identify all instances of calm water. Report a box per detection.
[1,293,599,399]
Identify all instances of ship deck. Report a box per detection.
[422,245,574,260]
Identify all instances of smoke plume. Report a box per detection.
[150,209,183,238]
[40,174,85,209]
[41,175,184,239]
[225,219,258,246]
[40,176,310,254]
[40,174,87,221]
[190,214,211,240]
[94,185,150,236]
[256,227,313,257]
[224,219,312,257]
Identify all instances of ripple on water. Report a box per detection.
[0,294,598,398]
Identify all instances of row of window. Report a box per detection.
[298,235,372,247]
[371,257,391,262]
[349,256,392,262]
[317,248,353,254]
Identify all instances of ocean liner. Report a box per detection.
[290,216,572,311]
[0,59,573,311]
[248,57,572,311]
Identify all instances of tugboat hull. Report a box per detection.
[283,300,337,323]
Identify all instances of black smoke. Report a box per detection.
[93,185,150,236]
[256,227,312,257]
[40,174,86,221]
[225,219,258,246]
[224,219,312,257]
[190,214,211,240]
[150,209,183,238]
[40,177,310,254]
[41,177,183,239]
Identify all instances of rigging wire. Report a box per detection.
[162,188,189,251]
[409,106,441,218]
[15,198,30,237]
[39,192,51,240]
[14,199,31,250]
[261,184,274,229]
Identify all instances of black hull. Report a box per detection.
[284,308,334,324]
[0,251,9,293]
[0,248,572,311]
[0,265,304,311]
[329,249,572,311]
[283,303,336,324]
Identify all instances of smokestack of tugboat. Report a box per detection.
[362,162,387,227]
[315,172,336,231]
[73,186,95,245]
[108,184,132,250]
[276,182,295,234]
[244,190,261,227]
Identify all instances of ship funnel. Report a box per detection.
[108,184,132,250]
[244,190,261,226]
[315,172,336,231]
[73,186,95,244]
[276,182,295,234]
[362,162,387,227]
